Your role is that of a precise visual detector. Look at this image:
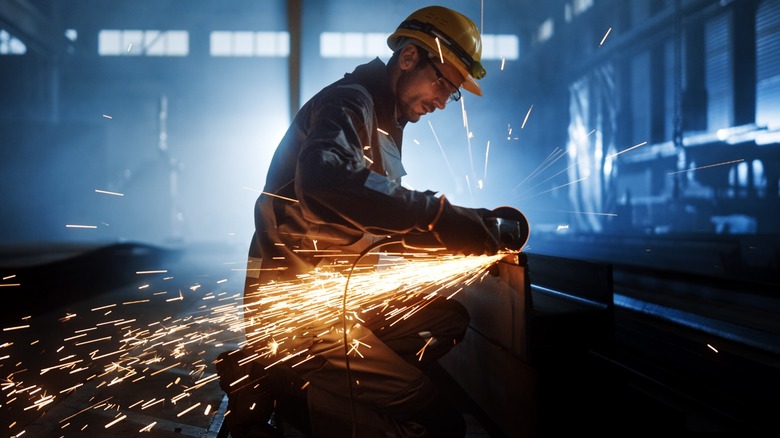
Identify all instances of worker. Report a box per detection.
[217,5,498,437]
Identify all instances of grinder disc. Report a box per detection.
[489,206,530,251]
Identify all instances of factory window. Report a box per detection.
[98,30,188,56]
[663,39,677,141]
[573,0,594,15]
[65,29,77,42]
[756,0,780,130]
[481,35,520,60]
[728,160,767,197]
[565,0,595,22]
[210,31,289,57]
[537,19,555,43]
[320,32,389,58]
[319,32,520,61]
[630,51,652,144]
[0,29,26,55]
[704,12,734,130]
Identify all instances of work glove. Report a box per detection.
[468,207,497,221]
[431,197,499,256]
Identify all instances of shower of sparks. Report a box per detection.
[522,157,585,199]
[511,147,568,193]
[511,127,626,200]
[434,38,444,63]
[606,141,647,159]
[0,250,505,435]
[541,209,617,217]
[460,95,469,128]
[104,414,126,428]
[416,336,434,361]
[242,252,503,363]
[599,27,612,47]
[428,121,459,188]
[465,175,474,199]
[668,158,744,175]
[483,141,491,183]
[480,0,484,34]
[260,191,299,203]
[94,189,123,197]
[176,402,201,417]
[520,176,590,200]
[347,339,372,359]
[461,98,478,196]
[521,105,533,129]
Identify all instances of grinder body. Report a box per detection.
[402,206,529,252]
[482,206,530,251]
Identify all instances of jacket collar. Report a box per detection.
[338,58,404,150]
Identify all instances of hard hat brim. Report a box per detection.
[462,75,482,97]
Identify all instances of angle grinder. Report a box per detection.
[402,205,530,252]
[482,206,530,251]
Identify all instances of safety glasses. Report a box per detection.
[425,57,462,103]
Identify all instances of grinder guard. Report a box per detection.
[402,206,529,252]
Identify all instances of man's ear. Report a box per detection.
[398,44,420,72]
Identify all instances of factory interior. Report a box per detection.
[1,0,778,436]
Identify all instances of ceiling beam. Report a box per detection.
[287,0,302,119]
[0,0,64,55]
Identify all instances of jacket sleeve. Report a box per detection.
[295,86,440,236]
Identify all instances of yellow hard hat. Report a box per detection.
[388,5,486,96]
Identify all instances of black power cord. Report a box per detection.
[341,236,403,438]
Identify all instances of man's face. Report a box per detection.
[395,49,464,124]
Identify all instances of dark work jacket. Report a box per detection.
[249,58,440,281]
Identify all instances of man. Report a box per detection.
[218,6,498,437]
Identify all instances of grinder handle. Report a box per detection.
[401,206,530,252]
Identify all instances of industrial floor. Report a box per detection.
[1,240,778,437]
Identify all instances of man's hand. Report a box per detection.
[432,198,499,256]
